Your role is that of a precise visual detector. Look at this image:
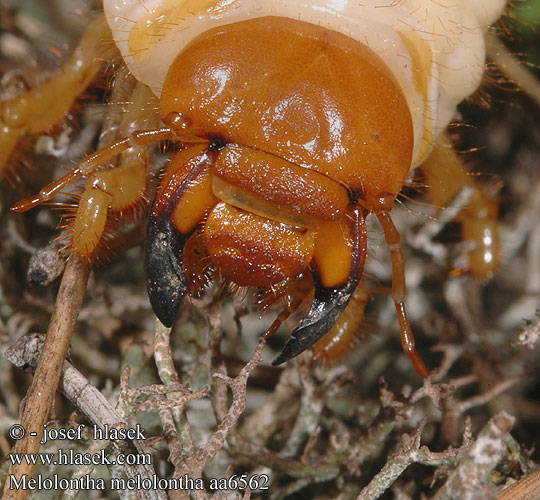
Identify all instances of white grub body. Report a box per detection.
[104,0,507,165]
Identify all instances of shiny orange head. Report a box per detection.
[145,16,417,370]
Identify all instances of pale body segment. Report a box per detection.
[104,0,507,165]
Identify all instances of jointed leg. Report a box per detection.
[421,131,499,278]
[0,16,117,179]
[377,211,428,377]
[70,82,159,256]
[11,126,175,213]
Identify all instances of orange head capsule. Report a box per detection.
[144,16,419,371]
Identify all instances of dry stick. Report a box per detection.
[2,256,89,500]
[498,468,540,500]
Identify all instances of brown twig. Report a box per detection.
[498,468,540,500]
[2,256,89,500]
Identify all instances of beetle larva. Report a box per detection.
[2,0,509,375]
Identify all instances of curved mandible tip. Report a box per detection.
[271,284,356,365]
[272,202,365,365]
[145,213,188,327]
[145,145,217,327]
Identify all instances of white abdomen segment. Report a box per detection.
[103,0,507,166]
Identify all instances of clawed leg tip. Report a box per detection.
[408,352,429,378]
